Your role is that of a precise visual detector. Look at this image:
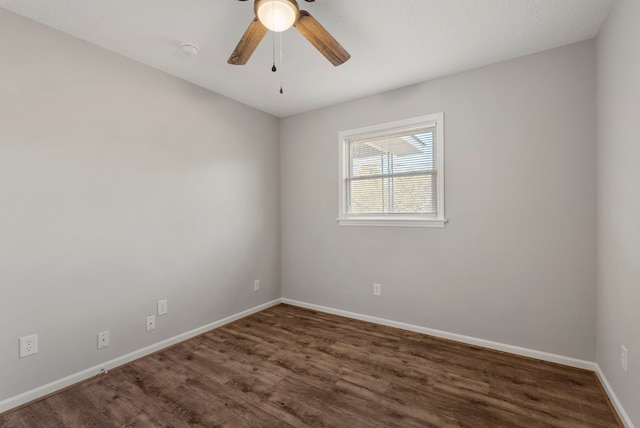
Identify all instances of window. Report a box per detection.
[338,113,445,227]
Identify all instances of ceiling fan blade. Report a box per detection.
[294,10,350,66]
[228,18,268,65]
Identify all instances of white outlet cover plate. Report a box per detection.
[373,283,381,296]
[146,315,156,331]
[157,299,168,316]
[19,334,38,358]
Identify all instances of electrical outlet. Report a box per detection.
[621,345,628,373]
[19,334,38,358]
[373,283,381,296]
[254,279,260,292]
[97,331,110,349]
[157,299,168,316]
[146,315,156,331]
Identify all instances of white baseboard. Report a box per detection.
[595,366,635,428]
[0,299,281,415]
[282,298,596,370]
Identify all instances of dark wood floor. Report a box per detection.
[0,304,621,427]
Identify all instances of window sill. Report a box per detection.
[337,217,447,228]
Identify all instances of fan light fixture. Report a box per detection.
[255,0,299,32]
[228,0,350,67]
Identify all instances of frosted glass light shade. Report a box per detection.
[256,0,298,32]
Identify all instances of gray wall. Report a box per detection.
[0,9,280,402]
[281,41,597,361]
[597,0,640,424]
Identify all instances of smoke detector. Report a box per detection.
[180,43,200,56]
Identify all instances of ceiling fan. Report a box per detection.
[228,0,351,67]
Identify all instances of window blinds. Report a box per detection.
[345,125,437,215]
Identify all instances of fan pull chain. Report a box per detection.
[279,31,284,94]
[271,29,277,72]
[270,3,278,73]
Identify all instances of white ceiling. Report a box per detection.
[0,0,614,117]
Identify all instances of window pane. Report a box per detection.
[350,177,384,214]
[348,173,436,215]
[392,132,434,173]
[351,152,382,178]
[391,174,436,214]
[349,128,435,179]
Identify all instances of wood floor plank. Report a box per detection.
[0,304,622,427]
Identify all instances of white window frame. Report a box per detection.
[338,113,446,227]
